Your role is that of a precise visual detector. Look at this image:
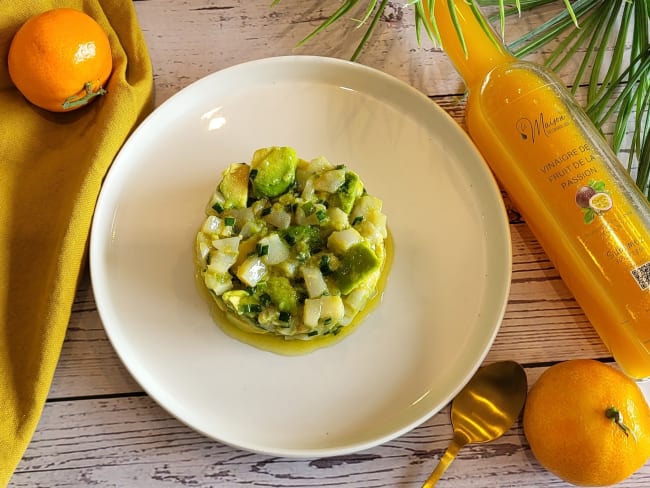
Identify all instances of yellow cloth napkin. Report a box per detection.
[0,1,153,484]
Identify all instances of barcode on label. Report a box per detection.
[631,262,650,290]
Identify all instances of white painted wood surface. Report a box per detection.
[8,1,650,486]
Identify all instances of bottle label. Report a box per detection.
[471,62,650,363]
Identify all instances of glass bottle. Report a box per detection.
[427,0,650,379]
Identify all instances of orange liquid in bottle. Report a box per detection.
[426,1,650,379]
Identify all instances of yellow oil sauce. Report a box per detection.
[197,232,393,356]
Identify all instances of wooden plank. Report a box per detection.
[13,366,650,487]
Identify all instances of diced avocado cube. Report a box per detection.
[330,171,363,214]
[219,163,250,208]
[266,276,298,313]
[281,225,323,254]
[333,242,380,295]
[251,146,298,198]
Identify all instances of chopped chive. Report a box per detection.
[339,176,351,193]
[332,325,343,336]
[352,215,364,225]
[335,164,346,170]
[261,207,272,216]
[323,317,332,325]
[224,217,235,226]
[249,169,258,180]
[307,330,319,337]
[279,311,291,322]
[257,244,269,257]
[239,303,262,314]
[319,254,332,275]
[211,202,224,213]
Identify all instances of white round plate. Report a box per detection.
[90,56,511,457]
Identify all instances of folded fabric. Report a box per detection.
[0,1,153,485]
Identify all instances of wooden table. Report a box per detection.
[9,1,650,486]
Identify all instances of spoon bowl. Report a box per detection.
[422,360,528,487]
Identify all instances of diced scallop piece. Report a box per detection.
[327,228,363,254]
[259,233,290,265]
[250,199,268,217]
[208,250,238,274]
[237,256,267,287]
[350,195,383,221]
[319,295,344,323]
[201,215,222,235]
[327,207,349,231]
[276,259,300,279]
[297,156,333,188]
[212,235,242,254]
[196,233,211,265]
[301,177,315,201]
[344,287,370,313]
[264,205,292,230]
[367,211,387,238]
[204,271,233,296]
[303,298,321,328]
[293,205,308,226]
[301,266,328,298]
[239,221,262,240]
[313,169,346,193]
[227,207,254,224]
[356,220,386,248]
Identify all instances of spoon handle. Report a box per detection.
[421,433,466,488]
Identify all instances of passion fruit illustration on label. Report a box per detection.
[575,180,612,224]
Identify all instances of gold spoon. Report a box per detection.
[422,360,528,487]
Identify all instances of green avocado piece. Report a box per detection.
[266,276,298,313]
[280,225,323,253]
[250,146,298,198]
[331,171,364,214]
[219,163,250,208]
[334,242,380,295]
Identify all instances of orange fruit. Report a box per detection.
[7,8,112,112]
[523,359,650,486]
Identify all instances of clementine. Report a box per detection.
[7,8,112,112]
[523,359,650,486]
